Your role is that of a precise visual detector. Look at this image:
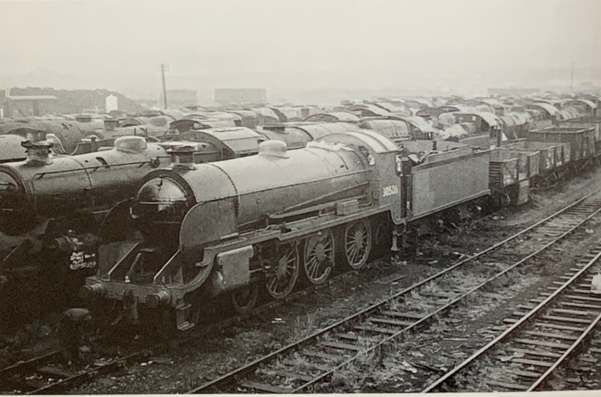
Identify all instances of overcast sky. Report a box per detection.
[1,0,600,101]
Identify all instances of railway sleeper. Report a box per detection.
[334,332,379,343]
[569,288,595,294]
[551,308,595,316]
[240,380,292,394]
[507,368,544,379]
[564,294,601,303]
[565,377,584,384]
[541,314,592,324]
[379,310,424,320]
[282,358,331,372]
[368,317,413,327]
[419,292,454,300]
[530,298,547,304]
[511,311,529,317]
[301,350,341,362]
[486,380,527,391]
[353,324,398,335]
[267,369,314,383]
[583,253,601,258]
[514,338,572,349]
[506,347,561,359]
[532,322,586,332]
[551,281,593,288]
[35,365,75,379]
[543,233,562,238]
[544,225,579,229]
[578,356,597,363]
[557,275,594,281]
[319,340,362,352]
[511,358,554,367]
[517,304,537,310]
[523,330,578,341]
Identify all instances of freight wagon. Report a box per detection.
[528,126,596,167]
[557,116,601,163]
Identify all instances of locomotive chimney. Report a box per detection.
[21,140,53,166]
[168,145,196,170]
[25,129,47,143]
[495,127,502,147]
[89,135,100,153]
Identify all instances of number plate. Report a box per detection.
[69,251,97,271]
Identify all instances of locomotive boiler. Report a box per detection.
[160,124,362,161]
[0,136,168,236]
[0,119,84,154]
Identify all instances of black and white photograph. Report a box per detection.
[0,0,601,394]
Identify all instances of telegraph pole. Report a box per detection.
[570,60,575,92]
[160,64,168,109]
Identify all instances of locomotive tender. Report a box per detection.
[82,131,490,331]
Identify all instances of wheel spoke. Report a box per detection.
[310,262,319,279]
[310,258,321,279]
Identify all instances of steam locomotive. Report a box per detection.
[0,136,169,327]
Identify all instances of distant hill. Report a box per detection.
[5,87,147,115]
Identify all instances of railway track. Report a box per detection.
[186,193,601,393]
[422,240,601,392]
[0,336,153,395]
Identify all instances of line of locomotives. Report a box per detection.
[77,119,601,333]
[0,121,362,331]
[0,98,600,334]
